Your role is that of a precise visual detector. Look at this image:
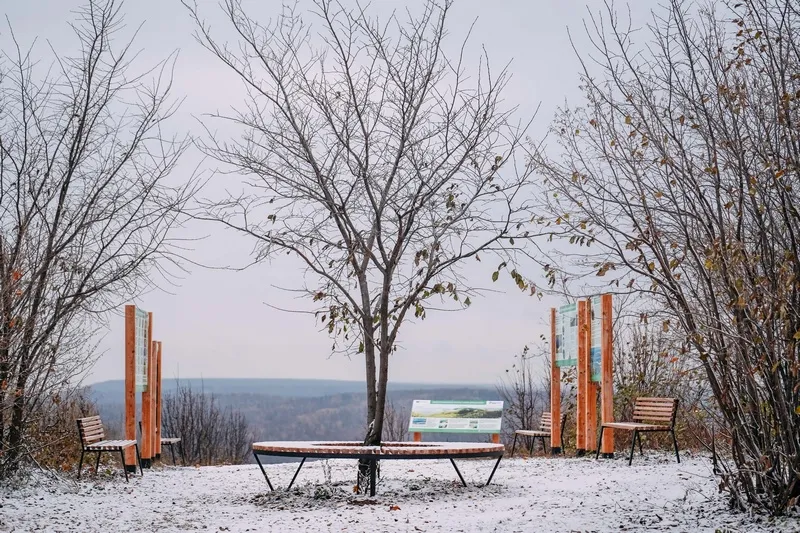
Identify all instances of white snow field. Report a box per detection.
[1,452,798,532]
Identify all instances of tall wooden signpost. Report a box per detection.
[550,308,561,454]
[576,300,587,455]
[550,294,614,457]
[599,294,614,457]
[124,305,164,471]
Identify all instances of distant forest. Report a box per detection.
[91,379,500,444]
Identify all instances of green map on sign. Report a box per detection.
[408,400,503,434]
[135,308,149,392]
[555,303,578,367]
[591,296,602,381]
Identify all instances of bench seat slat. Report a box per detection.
[515,430,549,437]
[161,437,181,444]
[602,422,671,431]
[85,439,137,450]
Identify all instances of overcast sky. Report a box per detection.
[2,0,659,386]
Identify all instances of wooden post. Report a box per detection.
[586,300,598,453]
[141,315,154,467]
[412,432,422,442]
[148,316,156,462]
[550,307,562,454]
[576,300,587,455]
[155,341,163,458]
[600,294,615,457]
[124,305,137,471]
[491,434,500,444]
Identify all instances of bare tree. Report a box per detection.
[162,381,250,465]
[533,0,800,514]
[497,345,546,445]
[382,400,410,442]
[183,0,535,490]
[0,0,193,477]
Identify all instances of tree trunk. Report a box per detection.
[4,361,30,475]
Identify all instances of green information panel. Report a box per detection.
[135,308,149,392]
[408,400,503,433]
[555,303,578,367]
[590,296,602,381]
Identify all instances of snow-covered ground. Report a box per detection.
[2,452,797,532]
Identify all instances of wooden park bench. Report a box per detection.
[77,415,142,481]
[595,397,680,465]
[509,411,568,457]
[139,420,185,466]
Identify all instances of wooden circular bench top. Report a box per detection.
[252,441,504,458]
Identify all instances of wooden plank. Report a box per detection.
[141,338,154,465]
[155,341,163,457]
[576,300,587,453]
[148,314,155,462]
[600,294,614,456]
[636,397,677,402]
[585,298,598,452]
[550,307,562,453]
[586,381,598,452]
[633,407,675,415]
[124,305,136,468]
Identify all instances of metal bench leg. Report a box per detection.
[636,431,643,455]
[95,451,102,475]
[369,459,377,497]
[449,458,467,487]
[135,444,143,475]
[671,429,680,464]
[287,457,306,491]
[170,443,177,466]
[77,450,85,479]
[180,441,187,466]
[540,436,548,454]
[628,430,637,466]
[595,427,604,459]
[253,451,274,491]
[485,456,502,486]
[510,433,518,457]
[120,449,129,482]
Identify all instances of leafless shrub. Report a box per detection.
[382,400,410,442]
[497,345,546,443]
[162,381,250,465]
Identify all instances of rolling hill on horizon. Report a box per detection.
[88,377,495,402]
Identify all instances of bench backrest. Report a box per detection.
[539,411,553,432]
[77,415,105,446]
[632,397,678,426]
[408,400,503,435]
